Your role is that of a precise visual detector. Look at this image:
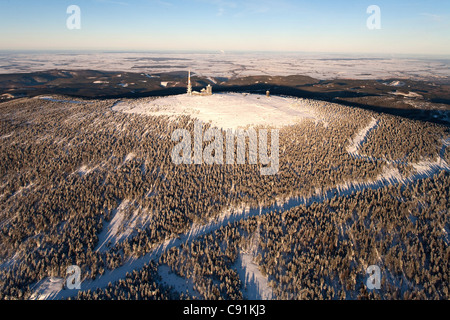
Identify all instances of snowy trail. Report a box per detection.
[235,252,273,300]
[39,119,450,300]
[346,117,379,156]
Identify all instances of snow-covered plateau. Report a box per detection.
[113,93,316,130]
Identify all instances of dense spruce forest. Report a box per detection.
[78,171,449,300]
[0,94,448,300]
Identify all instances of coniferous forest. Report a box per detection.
[0,95,448,300]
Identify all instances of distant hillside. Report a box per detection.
[1,70,449,125]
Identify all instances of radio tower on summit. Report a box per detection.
[187,69,192,96]
[186,69,212,96]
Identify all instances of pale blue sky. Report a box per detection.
[0,0,449,55]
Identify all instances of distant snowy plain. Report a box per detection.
[1,51,449,81]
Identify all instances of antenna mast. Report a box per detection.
[187,69,192,96]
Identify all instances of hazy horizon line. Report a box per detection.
[1,49,449,60]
